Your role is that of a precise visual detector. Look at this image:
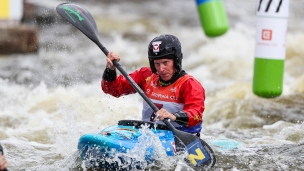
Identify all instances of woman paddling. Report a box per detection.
[101,34,205,137]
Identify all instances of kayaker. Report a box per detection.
[0,143,8,171]
[101,34,205,137]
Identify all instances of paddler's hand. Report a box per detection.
[153,108,176,122]
[106,51,120,70]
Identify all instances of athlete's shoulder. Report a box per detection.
[137,66,153,76]
[139,66,152,72]
[131,66,154,82]
[183,74,198,81]
[181,74,204,87]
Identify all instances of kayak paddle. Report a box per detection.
[56,3,216,168]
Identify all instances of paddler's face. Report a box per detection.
[153,58,175,81]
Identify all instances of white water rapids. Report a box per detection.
[0,0,303,170]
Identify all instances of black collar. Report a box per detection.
[158,70,187,86]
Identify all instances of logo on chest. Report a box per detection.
[150,92,179,101]
[170,87,176,92]
[151,92,169,99]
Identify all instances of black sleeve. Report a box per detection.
[173,111,189,125]
[102,67,117,82]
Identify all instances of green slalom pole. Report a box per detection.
[253,0,289,98]
[196,0,229,37]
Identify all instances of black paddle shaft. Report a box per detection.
[113,60,175,130]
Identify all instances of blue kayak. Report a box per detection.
[77,120,240,170]
[78,120,178,170]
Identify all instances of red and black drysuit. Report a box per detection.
[101,66,205,134]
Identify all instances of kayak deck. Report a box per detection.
[78,120,176,170]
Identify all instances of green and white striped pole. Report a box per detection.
[253,0,289,98]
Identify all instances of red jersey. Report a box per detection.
[101,67,205,127]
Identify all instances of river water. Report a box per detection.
[0,0,303,170]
